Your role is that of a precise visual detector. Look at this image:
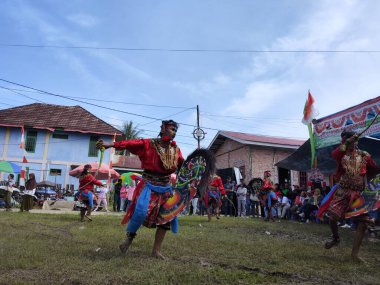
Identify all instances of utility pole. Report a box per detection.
[197,105,200,149]
[193,105,205,149]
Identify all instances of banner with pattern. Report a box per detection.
[314,97,380,149]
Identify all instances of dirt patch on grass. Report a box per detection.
[29,221,76,239]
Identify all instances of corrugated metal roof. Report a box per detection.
[208,130,305,153]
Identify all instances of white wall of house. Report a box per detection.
[0,127,114,189]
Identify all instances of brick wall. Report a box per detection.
[214,138,299,184]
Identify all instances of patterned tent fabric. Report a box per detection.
[276,137,380,174]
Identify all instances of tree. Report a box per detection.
[116,121,142,156]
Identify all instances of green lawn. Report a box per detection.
[0,212,379,285]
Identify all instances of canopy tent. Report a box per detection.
[313,96,380,149]
[277,96,380,174]
[276,137,380,174]
[69,162,120,180]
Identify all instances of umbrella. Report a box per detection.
[0,161,21,173]
[37,180,57,188]
[120,172,141,185]
[69,162,120,180]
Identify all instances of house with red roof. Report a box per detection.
[208,130,306,187]
[0,103,127,190]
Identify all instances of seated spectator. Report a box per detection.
[299,188,323,223]
[281,182,291,197]
[277,192,291,219]
[291,191,306,219]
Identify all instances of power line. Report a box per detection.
[1,87,192,109]
[3,79,306,136]
[137,107,195,127]
[2,44,380,53]
[0,86,192,109]
[0,85,44,103]
[201,112,300,123]
[0,78,216,130]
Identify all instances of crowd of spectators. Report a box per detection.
[187,176,380,230]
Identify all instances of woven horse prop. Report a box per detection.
[157,148,215,224]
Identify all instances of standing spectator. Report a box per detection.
[223,176,236,217]
[236,181,247,217]
[20,173,37,212]
[113,179,122,212]
[4,174,15,211]
[245,186,252,216]
[250,188,261,217]
[125,180,136,212]
[191,189,199,215]
[265,188,278,222]
[120,183,128,212]
[94,185,109,212]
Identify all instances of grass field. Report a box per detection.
[0,212,379,285]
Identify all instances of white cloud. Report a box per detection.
[67,13,99,28]
[218,0,380,138]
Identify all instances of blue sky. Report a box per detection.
[1,0,380,156]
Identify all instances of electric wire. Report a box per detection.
[2,44,380,53]
[0,85,44,103]
[1,87,192,109]
[0,78,221,130]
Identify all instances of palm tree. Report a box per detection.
[116,121,141,156]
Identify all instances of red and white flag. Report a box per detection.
[302,91,319,125]
[20,127,28,163]
[20,127,25,149]
[108,133,117,185]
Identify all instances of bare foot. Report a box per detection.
[152,251,166,260]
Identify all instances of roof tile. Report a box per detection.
[0,103,121,135]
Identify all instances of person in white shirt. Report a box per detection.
[94,185,109,212]
[277,192,291,219]
[5,174,15,211]
[236,182,247,217]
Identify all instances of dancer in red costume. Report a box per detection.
[204,174,225,221]
[318,130,378,262]
[78,164,104,222]
[260,171,277,221]
[96,120,184,259]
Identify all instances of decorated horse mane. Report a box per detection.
[181,148,216,198]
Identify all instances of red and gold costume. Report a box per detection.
[79,174,103,192]
[318,130,379,259]
[113,139,184,228]
[318,145,377,220]
[204,175,225,208]
[78,174,103,207]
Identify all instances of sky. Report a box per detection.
[1,0,380,156]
